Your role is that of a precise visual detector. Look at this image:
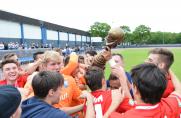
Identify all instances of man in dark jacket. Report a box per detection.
[21,71,70,118]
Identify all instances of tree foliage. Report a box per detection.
[89,22,181,44]
[132,25,151,44]
[89,22,111,40]
[120,26,132,43]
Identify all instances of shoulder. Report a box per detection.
[0,79,7,85]
[53,109,70,118]
[109,111,135,118]
[161,93,181,111]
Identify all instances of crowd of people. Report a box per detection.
[0,42,57,50]
[0,46,180,118]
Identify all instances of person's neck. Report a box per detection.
[95,88,106,92]
[135,98,145,104]
[134,95,145,104]
[43,97,52,105]
[6,80,16,85]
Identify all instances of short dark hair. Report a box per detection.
[2,53,17,61]
[33,51,44,60]
[149,48,174,70]
[78,55,84,64]
[84,66,104,91]
[109,74,119,81]
[0,59,19,69]
[131,63,167,104]
[32,71,64,98]
[112,53,123,60]
[85,50,97,56]
[64,56,70,66]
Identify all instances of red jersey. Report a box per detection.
[0,74,28,88]
[84,90,134,118]
[162,73,175,98]
[109,93,181,118]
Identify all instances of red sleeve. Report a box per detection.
[162,79,175,98]
[116,98,135,113]
[17,74,29,87]
[169,93,181,106]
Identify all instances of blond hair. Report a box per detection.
[42,50,62,64]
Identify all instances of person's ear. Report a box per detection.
[133,85,138,95]
[48,89,54,96]
[158,62,165,70]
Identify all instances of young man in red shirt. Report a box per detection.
[0,59,27,87]
[145,48,175,97]
[84,66,134,118]
[108,63,181,118]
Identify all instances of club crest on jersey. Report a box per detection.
[129,99,135,106]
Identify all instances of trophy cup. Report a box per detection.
[92,27,125,69]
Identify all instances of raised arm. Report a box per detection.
[111,66,132,98]
[169,70,181,96]
[80,91,95,118]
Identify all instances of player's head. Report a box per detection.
[42,51,62,72]
[78,55,84,64]
[1,59,19,82]
[32,71,64,104]
[108,74,121,90]
[84,66,105,91]
[2,53,18,61]
[145,48,174,71]
[131,63,167,104]
[112,53,124,67]
[33,51,44,61]
[85,50,97,57]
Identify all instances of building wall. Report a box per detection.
[59,32,68,41]
[23,24,41,39]
[76,35,81,41]
[0,19,21,38]
[0,15,90,48]
[47,30,58,40]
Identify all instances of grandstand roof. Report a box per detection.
[0,10,90,36]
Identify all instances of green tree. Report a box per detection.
[133,25,151,44]
[175,33,181,43]
[121,25,131,33]
[120,26,131,43]
[89,22,111,40]
[149,32,163,44]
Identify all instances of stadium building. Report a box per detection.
[0,10,91,48]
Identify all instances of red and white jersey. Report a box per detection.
[84,90,134,118]
[109,93,181,118]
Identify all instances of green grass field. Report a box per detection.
[105,48,181,80]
